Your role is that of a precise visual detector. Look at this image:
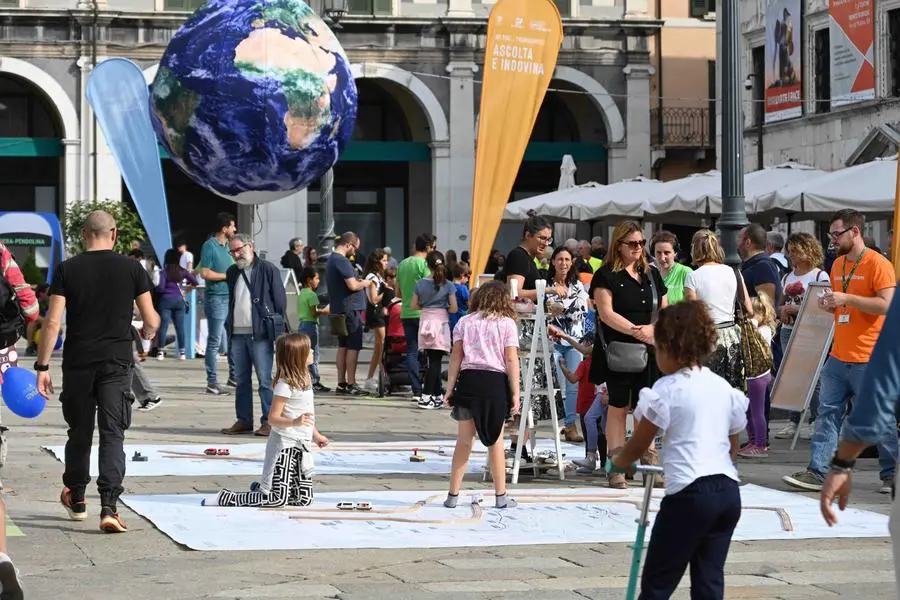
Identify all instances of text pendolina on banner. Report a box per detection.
[468,0,563,286]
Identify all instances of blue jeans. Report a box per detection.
[402,318,422,395]
[158,296,187,354]
[231,334,274,427]
[809,357,898,480]
[553,342,581,426]
[584,392,607,452]
[298,322,320,385]
[781,326,820,425]
[204,294,234,386]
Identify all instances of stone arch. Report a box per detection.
[350,63,449,142]
[474,66,625,144]
[145,62,450,143]
[0,56,79,141]
[552,66,624,143]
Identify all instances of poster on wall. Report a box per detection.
[829,0,875,107]
[764,0,802,123]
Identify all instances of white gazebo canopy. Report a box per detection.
[503,181,606,221]
[771,156,898,217]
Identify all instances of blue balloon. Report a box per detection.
[54,333,63,351]
[1,367,46,419]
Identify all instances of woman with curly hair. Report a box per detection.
[612,300,747,600]
[774,232,828,440]
[684,229,753,390]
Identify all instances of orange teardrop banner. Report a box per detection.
[469,0,563,286]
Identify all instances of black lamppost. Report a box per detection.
[315,0,348,299]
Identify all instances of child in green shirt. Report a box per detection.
[297,267,330,393]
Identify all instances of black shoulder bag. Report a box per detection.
[595,267,659,373]
[240,268,288,341]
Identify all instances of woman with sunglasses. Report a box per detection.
[590,221,668,489]
[683,229,753,391]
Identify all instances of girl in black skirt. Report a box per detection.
[442,281,521,509]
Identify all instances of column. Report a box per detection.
[251,190,309,261]
[76,56,92,202]
[62,138,81,212]
[621,64,654,179]
[443,60,477,253]
[431,141,452,245]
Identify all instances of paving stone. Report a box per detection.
[437,556,572,570]
[421,579,532,592]
[212,583,341,598]
[769,569,896,585]
[382,563,549,584]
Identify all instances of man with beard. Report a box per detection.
[784,209,897,493]
[220,233,287,437]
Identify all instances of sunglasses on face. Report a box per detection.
[620,239,646,250]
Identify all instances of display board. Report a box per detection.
[770,281,833,413]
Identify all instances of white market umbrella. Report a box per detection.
[748,163,829,215]
[771,156,898,217]
[503,181,605,221]
[641,171,720,221]
[558,154,577,191]
[570,176,662,220]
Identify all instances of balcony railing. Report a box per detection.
[650,107,714,149]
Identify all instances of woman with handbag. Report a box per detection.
[683,230,753,391]
[590,221,669,489]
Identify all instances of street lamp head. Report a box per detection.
[324,0,348,29]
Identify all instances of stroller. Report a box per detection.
[377,302,427,396]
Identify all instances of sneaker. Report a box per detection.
[179,352,186,361]
[880,477,895,495]
[573,455,597,472]
[737,444,769,458]
[335,383,352,395]
[417,395,436,409]
[0,552,24,600]
[363,378,379,392]
[800,423,814,440]
[430,396,445,409]
[99,506,127,533]
[137,396,162,412]
[206,383,230,395]
[775,422,797,439]
[157,351,165,361]
[347,383,369,396]
[226,377,238,388]
[783,470,824,492]
[60,487,87,521]
[312,383,331,393]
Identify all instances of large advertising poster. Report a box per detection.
[764,0,802,123]
[829,0,875,107]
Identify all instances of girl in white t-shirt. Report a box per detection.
[738,293,777,458]
[204,333,330,507]
[443,281,520,509]
[612,300,747,599]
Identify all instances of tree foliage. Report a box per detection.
[64,200,147,256]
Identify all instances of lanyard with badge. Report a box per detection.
[837,248,866,324]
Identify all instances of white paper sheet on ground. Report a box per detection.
[120,484,887,551]
[41,439,581,477]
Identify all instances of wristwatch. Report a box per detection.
[829,454,856,473]
[33,362,49,372]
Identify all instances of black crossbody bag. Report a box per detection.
[595,267,659,373]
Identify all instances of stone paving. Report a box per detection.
[5,348,896,599]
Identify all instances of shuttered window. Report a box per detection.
[690,0,714,18]
[348,0,393,15]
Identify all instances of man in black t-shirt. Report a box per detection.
[35,210,159,534]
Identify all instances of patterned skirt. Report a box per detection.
[706,323,745,391]
[517,318,564,422]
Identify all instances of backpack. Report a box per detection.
[0,271,25,349]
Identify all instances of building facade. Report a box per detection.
[0,0,672,259]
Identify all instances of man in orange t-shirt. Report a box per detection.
[784,209,897,493]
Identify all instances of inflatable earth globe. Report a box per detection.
[149,0,357,204]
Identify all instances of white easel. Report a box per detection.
[510,280,565,483]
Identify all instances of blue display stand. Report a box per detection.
[182,288,198,359]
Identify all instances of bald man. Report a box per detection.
[35,210,160,534]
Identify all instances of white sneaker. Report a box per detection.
[0,552,24,600]
[573,455,597,471]
[363,378,379,392]
[417,395,435,409]
[157,352,165,361]
[430,396,444,409]
[774,422,797,439]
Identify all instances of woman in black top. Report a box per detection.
[503,211,554,462]
[590,220,668,489]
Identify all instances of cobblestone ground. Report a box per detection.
[6,348,895,599]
